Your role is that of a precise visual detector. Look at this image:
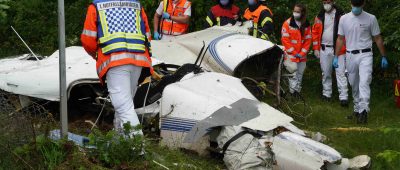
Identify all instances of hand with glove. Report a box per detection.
[153,31,161,40]
[162,12,171,19]
[381,56,388,69]
[295,54,302,58]
[332,56,339,68]
[314,50,320,58]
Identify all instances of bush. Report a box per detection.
[13,135,70,169]
[88,123,145,167]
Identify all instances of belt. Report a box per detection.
[347,48,372,54]
[321,44,334,51]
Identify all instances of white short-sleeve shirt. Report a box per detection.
[156,1,191,16]
[322,9,336,45]
[338,11,381,51]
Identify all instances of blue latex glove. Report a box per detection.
[162,12,170,19]
[294,54,302,58]
[381,56,388,69]
[153,31,160,40]
[332,56,339,68]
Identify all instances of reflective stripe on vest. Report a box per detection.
[244,5,273,39]
[94,0,146,54]
[206,16,213,26]
[82,29,97,37]
[97,53,150,75]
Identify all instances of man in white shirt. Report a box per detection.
[153,0,191,40]
[335,0,388,124]
[312,0,348,106]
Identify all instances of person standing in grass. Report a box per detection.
[335,0,388,124]
[281,3,312,98]
[81,0,153,135]
[312,0,349,106]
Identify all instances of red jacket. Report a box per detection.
[281,17,312,63]
[205,4,240,27]
[312,7,346,55]
[81,4,153,83]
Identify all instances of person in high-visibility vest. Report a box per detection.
[153,0,192,40]
[204,0,241,28]
[81,0,153,135]
[312,0,348,106]
[335,0,389,124]
[281,3,312,98]
[243,0,273,40]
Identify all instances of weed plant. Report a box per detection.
[87,123,145,168]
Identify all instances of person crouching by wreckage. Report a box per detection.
[204,0,241,28]
[153,0,192,40]
[281,3,312,99]
[243,0,274,41]
[81,0,153,136]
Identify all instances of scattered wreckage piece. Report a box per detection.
[151,25,285,100]
[0,46,98,101]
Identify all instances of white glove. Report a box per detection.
[314,50,320,58]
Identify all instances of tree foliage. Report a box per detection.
[0,0,10,21]
[0,0,399,64]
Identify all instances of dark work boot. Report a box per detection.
[322,95,332,102]
[340,100,349,107]
[347,111,359,120]
[357,110,368,124]
[291,91,301,100]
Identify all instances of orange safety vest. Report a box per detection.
[161,0,191,36]
[281,17,312,63]
[81,3,153,83]
[312,14,346,56]
[243,5,273,39]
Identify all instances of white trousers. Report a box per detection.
[106,64,143,135]
[320,47,348,100]
[289,62,306,93]
[346,52,373,112]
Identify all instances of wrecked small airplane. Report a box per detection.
[0,23,370,169]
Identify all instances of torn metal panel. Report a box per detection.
[0,46,98,101]
[160,72,257,121]
[217,126,274,170]
[239,102,294,133]
[183,98,260,143]
[326,155,371,170]
[159,72,302,155]
[276,132,342,163]
[272,131,342,170]
[160,72,294,133]
[151,25,281,75]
